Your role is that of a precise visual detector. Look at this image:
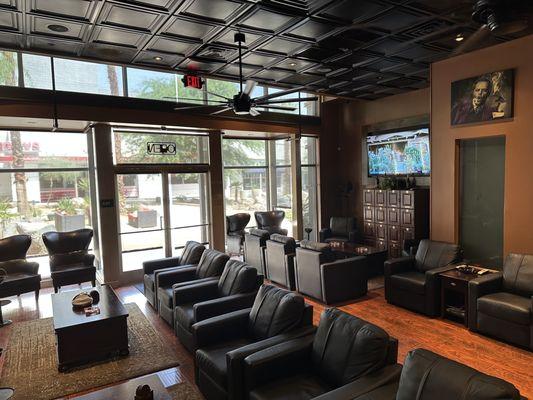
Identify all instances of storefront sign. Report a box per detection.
[147,142,176,155]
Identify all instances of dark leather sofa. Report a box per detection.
[254,211,288,236]
[42,229,96,293]
[265,233,297,290]
[349,348,520,400]
[469,253,533,350]
[384,239,461,316]
[319,216,358,243]
[143,240,205,309]
[227,213,250,255]
[0,235,41,300]
[194,284,314,400]
[174,259,263,352]
[295,240,368,304]
[243,308,400,400]
[244,229,270,277]
[157,249,229,326]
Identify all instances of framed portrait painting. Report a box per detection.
[451,69,514,126]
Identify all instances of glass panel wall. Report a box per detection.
[301,137,319,241]
[273,139,293,236]
[0,51,18,86]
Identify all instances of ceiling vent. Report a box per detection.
[197,45,235,61]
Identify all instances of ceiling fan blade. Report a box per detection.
[257,96,318,105]
[257,105,297,111]
[253,86,305,102]
[163,96,227,104]
[452,25,491,56]
[174,105,228,112]
[495,20,529,35]
[211,107,233,115]
[205,91,231,101]
[243,80,257,96]
[249,108,261,116]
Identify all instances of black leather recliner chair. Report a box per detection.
[254,211,288,235]
[42,229,96,293]
[384,239,461,316]
[243,308,400,400]
[194,284,314,400]
[174,259,263,352]
[0,235,41,301]
[469,253,533,350]
[350,348,520,400]
[319,216,358,243]
[143,240,205,309]
[157,249,229,326]
[295,240,368,304]
[244,229,270,277]
[265,234,297,290]
[226,213,250,256]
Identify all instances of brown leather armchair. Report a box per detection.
[226,213,250,256]
[0,235,41,301]
[265,234,297,290]
[42,229,96,293]
[244,228,270,277]
[469,253,533,350]
[319,216,359,243]
[254,211,288,236]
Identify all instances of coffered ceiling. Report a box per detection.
[0,0,531,100]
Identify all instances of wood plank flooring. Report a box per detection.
[0,284,531,398]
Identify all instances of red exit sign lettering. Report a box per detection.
[182,75,203,89]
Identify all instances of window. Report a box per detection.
[301,137,319,241]
[0,51,18,86]
[22,53,53,90]
[265,88,318,116]
[207,79,239,103]
[273,139,293,235]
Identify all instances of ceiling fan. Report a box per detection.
[169,33,318,116]
[453,0,532,55]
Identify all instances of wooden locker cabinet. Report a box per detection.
[363,206,374,222]
[363,189,374,205]
[387,190,400,207]
[375,190,387,206]
[375,207,387,224]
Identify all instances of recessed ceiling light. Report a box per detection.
[289,62,297,67]
[154,56,163,61]
[455,33,464,42]
[48,24,69,33]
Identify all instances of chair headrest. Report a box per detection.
[42,229,93,255]
[0,234,31,262]
[226,213,251,233]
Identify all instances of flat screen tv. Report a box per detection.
[367,127,430,176]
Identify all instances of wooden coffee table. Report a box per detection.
[52,285,129,372]
[330,242,388,276]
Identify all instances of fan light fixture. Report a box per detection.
[154,56,163,61]
[455,33,465,42]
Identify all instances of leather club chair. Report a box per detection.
[157,249,229,326]
[243,308,400,400]
[295,240,368,304]
[352,348,521,400]
[244,229,270,277]
[226,213,250,256]
[319,216,359,243]
[265,233,297,290]
[143,240,205,309]
[384,239,461,316]
[194,284,314,400]
[469,253,533,350]
[254,211,288,236]
[0,235,41,301]
[42,229,96,293]
[174,259,264,352]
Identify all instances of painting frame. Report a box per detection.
[451,69,514,126]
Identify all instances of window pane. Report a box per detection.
[207,79,239,103]
[301,136,317,165]
[0,51,18,86]
[171,226,209,255]
[127,67,177,101]
[301,92,318,116]
[275,139,291,165]
[222,139,266,167]
[169,173,209,229]
[22,53,52,89]
[275,167,292,236]
[265,88,317,115]
[0,131,88,169]
[113,131,208,164]
[54,58,123,96]
[178,77,205,105]
[302,166,318,241]
[224,168,267,228]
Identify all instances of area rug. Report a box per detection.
[168,382,203,400]
[0,303,181,400]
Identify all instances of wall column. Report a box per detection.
[209,131,225,251]
[291,135,303,240]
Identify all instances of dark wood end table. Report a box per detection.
[330,242,388,277]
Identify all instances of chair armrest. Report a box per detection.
[425,264,457,283]
[0,260,40,275]
[468,272,503,330]
[244,335,314,391]
[156,266,197,287]
[384,256,415,276]
[192,308,251,348]
[319,228,331,243]
[320,256,368,304]
[83,253,95,266]
[194,292,257,322]
[424,265,457,316]
[173,279,219,306]
[312,364,403,400]
[143,256,181,274]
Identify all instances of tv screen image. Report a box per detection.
[367,127,430,176]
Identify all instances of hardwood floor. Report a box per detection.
[0,284,531,399]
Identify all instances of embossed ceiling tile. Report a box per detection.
[285,19,336,41]
[0,31,22,47]
[161,16,219,41]
[29,15,88,39]
[274,58,315,71]
[333,51,378,67]
[366,9,424,33]
[92,26,148,48]
[364,38,404,55]
[147,36,198,55]
[365,58,405,72]
[0,9,19,30]
[0,0,17,9]
[29,0,95,21]
[181,0,247,23]
[134,50,182,67]
[114,0,180,11]
[392,44,442,61]
[99,2,164,32]
[237,8,294,33]
[83,42,138,62]
[28,35,83,55]
[179,57,225,73]
[241,52,280,67]
[408,0,469,14]
[258,38,307,55]
[214,28,264,48]
[218,63,259,77]
[279,73,322,85]
[250,68,292,82]
[296,46,339,61]
[319,0,390,23]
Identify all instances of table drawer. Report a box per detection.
[442,277,467,292]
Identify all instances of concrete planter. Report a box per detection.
[54,213,85,232]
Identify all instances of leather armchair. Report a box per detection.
[265,234,297,290]
[469,253,533,349]
[0,235,41,301]
[194,284,314,400]
[319,217,359,243]
[42,229,96,293]
[295,240,368,304]
[243,308,400,400]
[244,229,270,277]
[254,211,288,236]
[142,240,205,308]
[227,213,251,256]
[174,259,264,352]
[384,239,461,316]
[157,249,229,326]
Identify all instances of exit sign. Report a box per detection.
[182,74,203,90]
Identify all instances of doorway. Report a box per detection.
[459,136,505,267]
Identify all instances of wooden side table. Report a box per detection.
[439,269,483,326]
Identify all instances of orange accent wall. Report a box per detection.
[430,34,533,255]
